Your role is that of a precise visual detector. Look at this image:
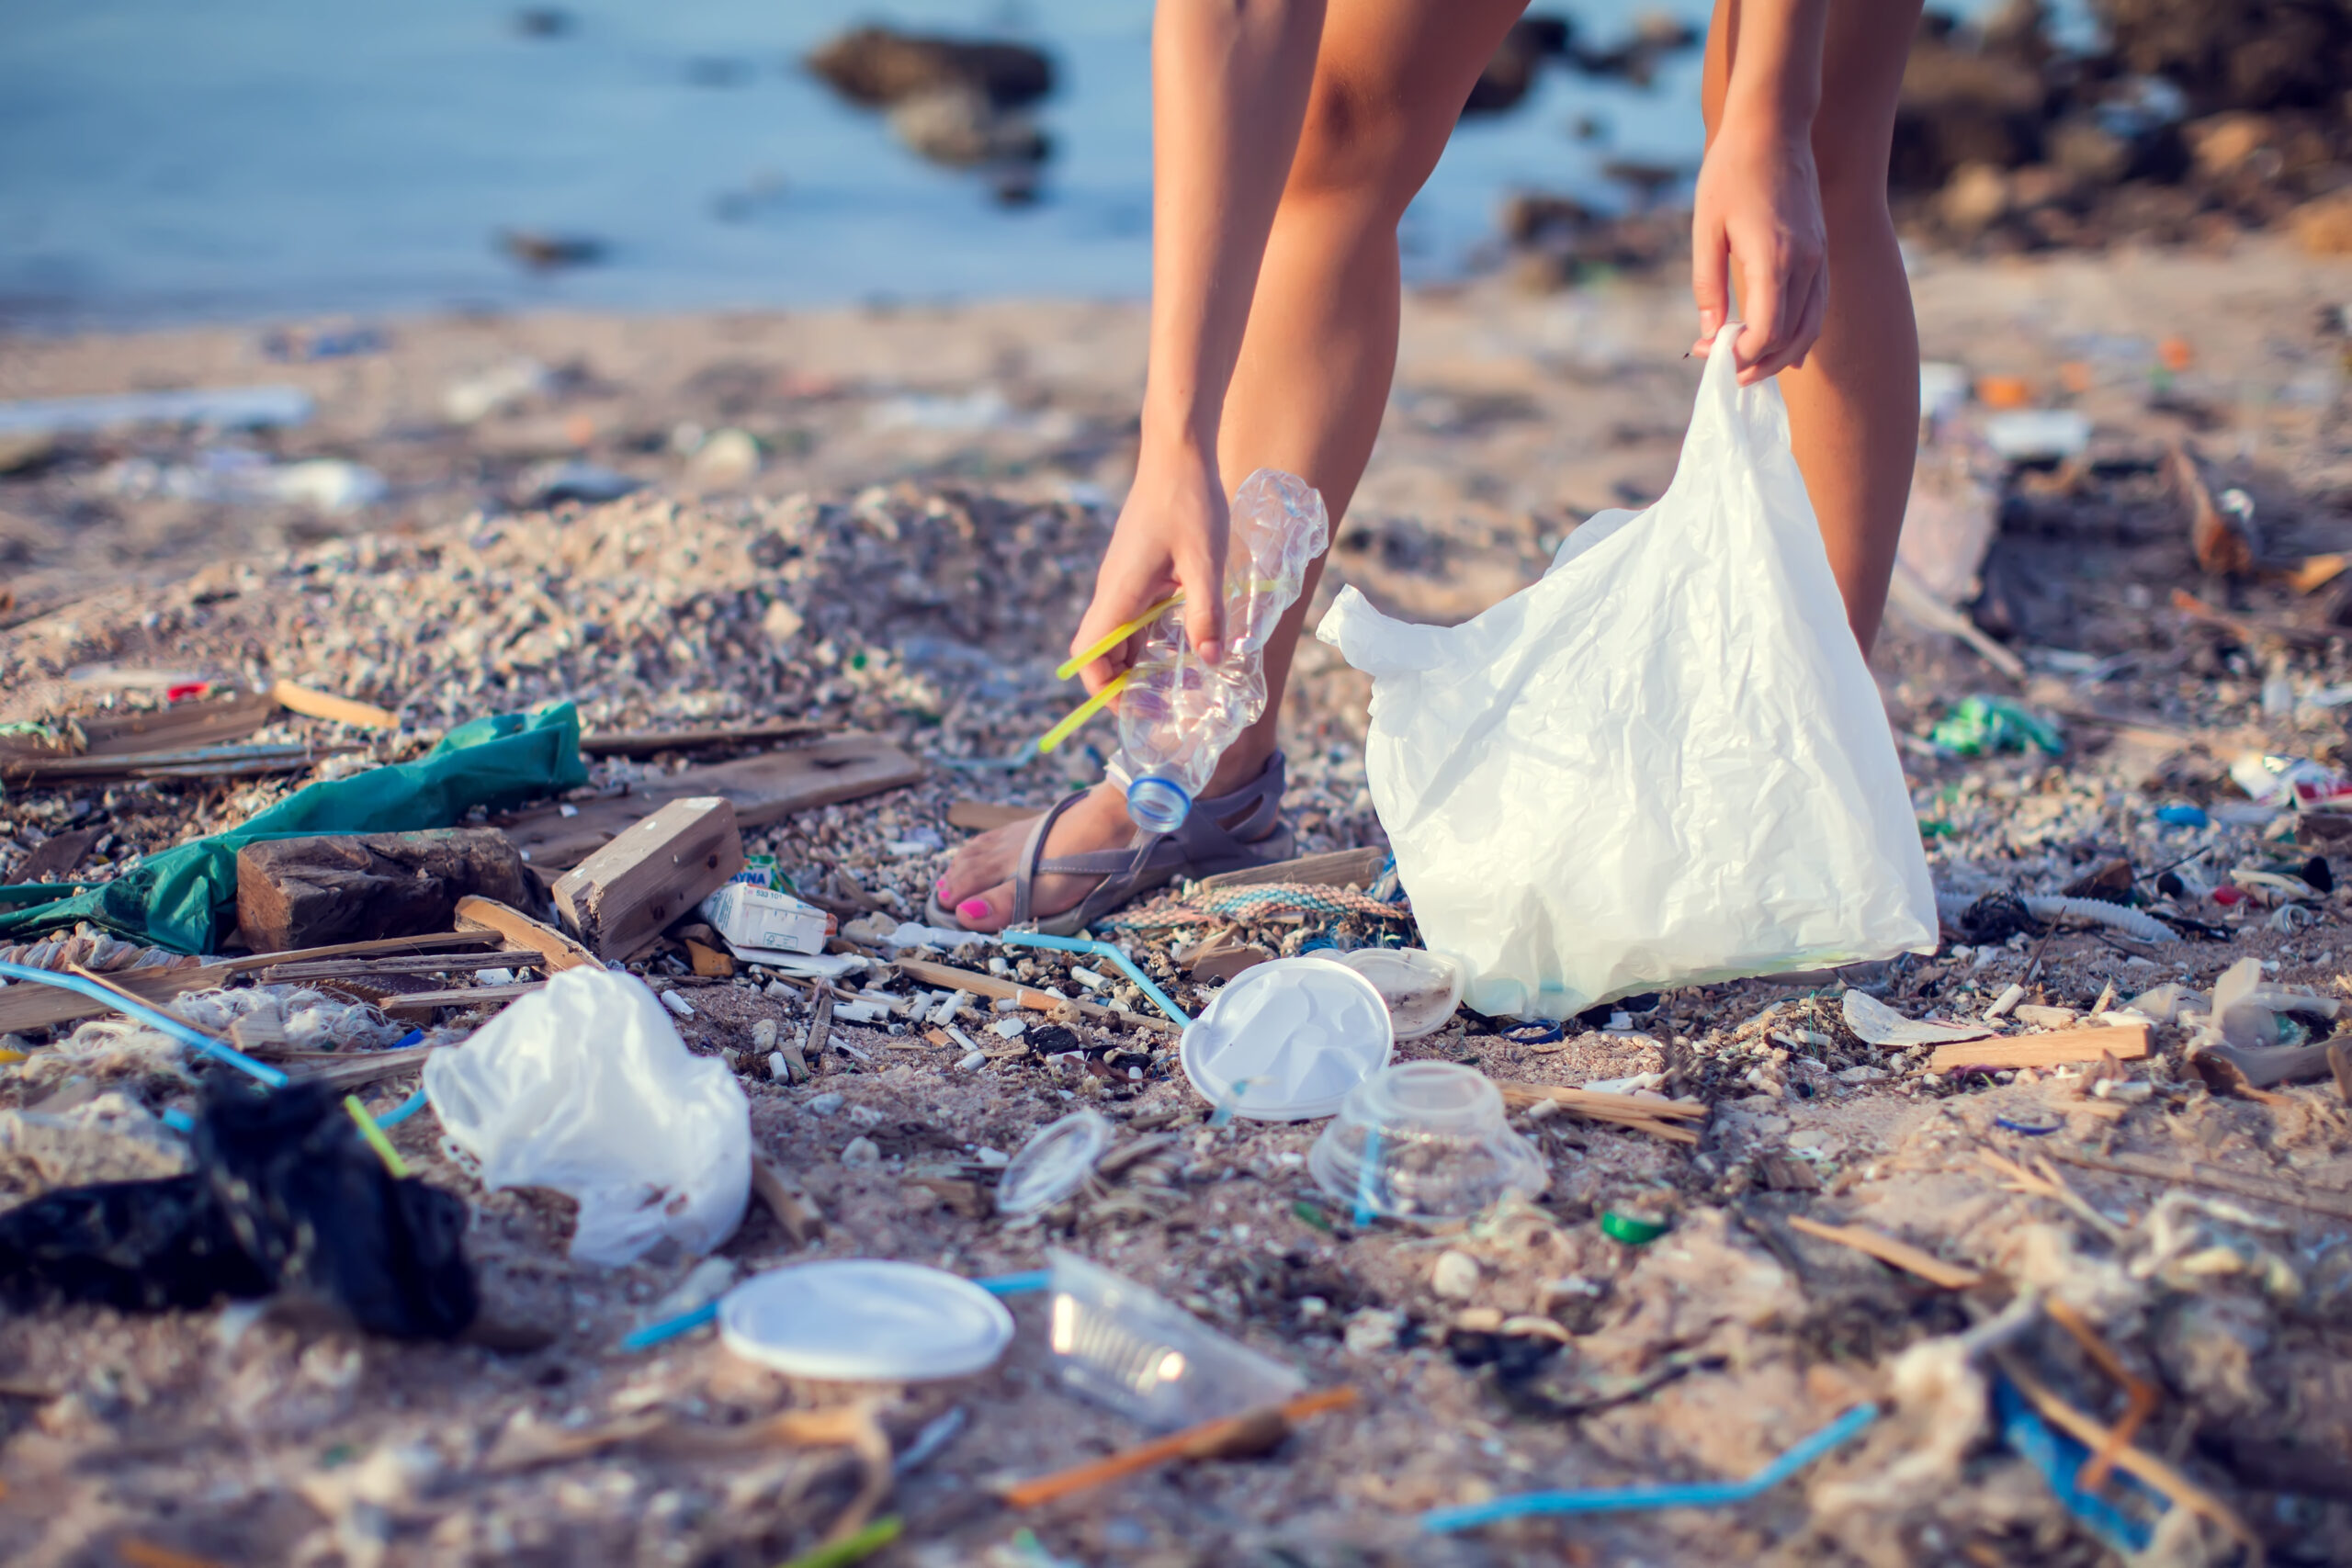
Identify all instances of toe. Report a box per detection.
[951,886,1014,933]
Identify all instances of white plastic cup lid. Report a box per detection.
[1336,947,1463,1039]
[718,1260,1014,1381]
[996,1109,1114,1217]
[1179,955,1394,1121]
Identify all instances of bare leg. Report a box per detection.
[1703,0,1923,654]
[939,0,1525,931]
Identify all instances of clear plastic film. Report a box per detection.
[1116,469,1329,829]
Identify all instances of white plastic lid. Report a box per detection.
[718,1260,1014,1381]
[996,1109,1114,1216]
[1179,955,1394,1121]
[1336,947,1464,1039]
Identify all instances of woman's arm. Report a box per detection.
[1691,0,1830,385]
[1072,0,1325,684]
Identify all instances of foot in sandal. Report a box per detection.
[929,750,1294,935]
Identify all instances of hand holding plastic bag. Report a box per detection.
[1319,322,1935,1018]
[424,968,751,1265]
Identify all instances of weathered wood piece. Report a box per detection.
[1927,1021,2151,1071]
[11,827,101,884]
[581,721,830,757]
[236,829,537,952]
[496,733,925,870]
[948,799,1035,831]
[1197,845,1388,892]
[551,797,744,960]
[454,896,600,973]
[268,677,400,729]
[380,982,547,1021]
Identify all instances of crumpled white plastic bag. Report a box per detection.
[424,967,751,1265]
[1319,321,1937,1018]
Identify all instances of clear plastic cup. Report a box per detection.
[1308,1061,1548,1222]
[1178,955,1393,1122]
[995,1109,1114,1217]
[1337,947,1463,1039]
[1046,1248,1304,1430]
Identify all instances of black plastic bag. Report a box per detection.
[0,1082,476,1338]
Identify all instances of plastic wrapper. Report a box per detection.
[1320,324,1937,1018]
[424,967,750,1265]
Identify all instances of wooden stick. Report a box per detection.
[1489,1078,1708,1141]
[751,1156,824,1245]
[1783,1214,1984,1291]
[269,677,400,729]
[454,895,600,973]
[1928,1021,2150,1072]
[581,721,830,757]
[892,955,1176,1033]
[1001,1387,1357,1509]
[379,982,545,1020]
[2039,1144,2352,1222]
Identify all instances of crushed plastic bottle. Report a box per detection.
[1113,468,1329,830]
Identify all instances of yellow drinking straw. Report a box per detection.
[1055,592,1184,682]
[345,1093,413,1179]
[1035,670,1132,753]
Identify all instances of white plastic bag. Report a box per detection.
[1319,322,1937,1018]
[424,968,751,1265]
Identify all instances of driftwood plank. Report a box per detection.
[496,734,925,871]
[551,797,743,959]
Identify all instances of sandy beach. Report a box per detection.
[4,103,2352,1568]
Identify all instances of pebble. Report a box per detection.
[1430,1248,1480,1301]
[841,1136,881,1168]
[805,1092,844,1116]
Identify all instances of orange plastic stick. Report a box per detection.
[1001,1387,1358,1509]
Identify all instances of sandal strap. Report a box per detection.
[1012,788,1145,927]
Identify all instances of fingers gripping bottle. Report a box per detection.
[1114,468,1330,832]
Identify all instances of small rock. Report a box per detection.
[1431,1248,1480,1301]
[841,1136,882,1168]
[806,1092,844,1116]
[974,1146,1009,1168]
[1342,1306,1405,1355]
[2013,1004,2077,1029]
[752,1018,779,1050]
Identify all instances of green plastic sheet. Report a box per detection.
[1929,694,2064,758]
[0,704,588,954]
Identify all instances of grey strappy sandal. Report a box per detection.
[925,751,1295,936]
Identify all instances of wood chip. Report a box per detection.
[1784,1214,1984,1290]
[454,895,600,973]
[1927,1021,2151,1071]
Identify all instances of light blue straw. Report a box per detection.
[0,961,288,1088]
[997,931,1191,1026]
[1420,1404,1880,1532]
[1351,1127,1385,1226]
[376,1088,429,1127]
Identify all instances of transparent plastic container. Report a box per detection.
[995,1109,1114,1217]
[1336,947,1463,1039]
[1116,469,1329,830]
[1046,1249,1304,1430]
[1178,956,1392,1122]
[1308,1062,1548,1222]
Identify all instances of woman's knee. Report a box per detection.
[1283,72,1430,215]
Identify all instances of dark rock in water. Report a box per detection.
[2098,0,2352,117]
[806,26,1054,110]
[511,7,572,39]
[684,56,754,89]
[889,86,1049,169]
[498,231,605,271]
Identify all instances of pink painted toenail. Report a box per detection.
[957,897,990,921]
[934,877,950,899]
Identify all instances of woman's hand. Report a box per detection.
[1067,440,1229,694]
[1690,116,1827,385]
